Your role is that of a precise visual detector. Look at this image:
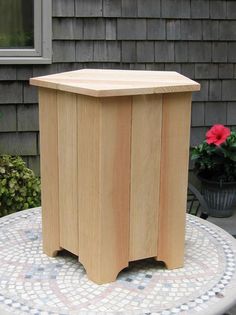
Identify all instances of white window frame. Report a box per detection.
[0,0,52,64]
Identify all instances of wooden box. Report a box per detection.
[30,69,200,284]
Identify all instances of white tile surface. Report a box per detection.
[0,208,235,314]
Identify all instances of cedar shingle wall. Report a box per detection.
[0,0,236,175]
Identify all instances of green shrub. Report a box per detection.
[0,155,41,217]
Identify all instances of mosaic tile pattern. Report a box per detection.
[0,208,236,315]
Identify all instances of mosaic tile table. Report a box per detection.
[0,208,236,315]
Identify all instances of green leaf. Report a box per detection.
[0,155,41,216]
[23,203,29,209]
[9,180,15,189]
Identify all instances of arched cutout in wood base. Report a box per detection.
[79,257,129,285]
[42,246,62,258]
[154,257,184,270]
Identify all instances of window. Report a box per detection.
[0,0,51,64]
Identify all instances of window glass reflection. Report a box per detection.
[0,0,34,48]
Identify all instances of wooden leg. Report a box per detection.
[57,91,79,256]
[156,92,192,269]
[129,94,162,261]
[77,95,131,284]
[39,88,61,257]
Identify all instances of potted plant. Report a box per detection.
[0,155,41,217]
[191,124,236,217]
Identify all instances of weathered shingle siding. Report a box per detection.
[0,0,236,175]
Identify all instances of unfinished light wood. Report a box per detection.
[57,91,78,256]
[157,92,192,269]
[32,69,199,284]
[77,95,132,284]
[129,94,162,261]
[30,69,200,97]
[39,88,60,257]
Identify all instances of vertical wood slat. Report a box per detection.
[157,92,192,269]
[39,88,60,256]
[57,91,78,255]
[78,95,132,284]
[100,97,131,276]
[129,94,162,261]
[77,95,100,280]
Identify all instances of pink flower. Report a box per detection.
[206,124,231,146]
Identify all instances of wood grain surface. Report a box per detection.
[129,94,162,261]
[57,91,79,255]
[30,69,200,97]
[77,95,132,284]
[39,88,61,257]
[157,92,192,269]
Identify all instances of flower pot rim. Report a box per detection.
[198,175,236,186]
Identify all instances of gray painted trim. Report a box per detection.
[0,0,52,64]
